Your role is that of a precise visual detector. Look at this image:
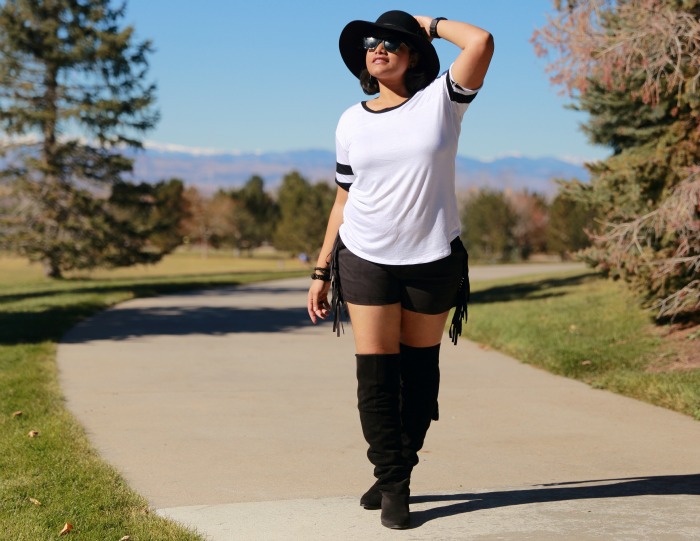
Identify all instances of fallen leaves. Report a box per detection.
[27,430,39,438]
[28,497,41,506]
[59,523,73,536]
[12,410,23,418]
[119,536,131,541]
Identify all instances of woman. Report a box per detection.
[307,10,493,530]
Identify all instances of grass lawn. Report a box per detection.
[0,252,306,540]
[464,270,700,420]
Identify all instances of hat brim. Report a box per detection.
[339,20,440,82]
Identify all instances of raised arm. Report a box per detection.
[415,16,494,90]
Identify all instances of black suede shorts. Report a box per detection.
[337,237,468,314]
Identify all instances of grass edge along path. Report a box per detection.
[1,269,305,540]
[462,270,700,420]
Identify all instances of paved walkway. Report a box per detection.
[57,265,700,540]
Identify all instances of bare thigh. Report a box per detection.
[400,309,450,348]
[346,302,449,354]
[346,302,401,354]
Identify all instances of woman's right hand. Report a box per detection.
[414,15,434,41]
[307,278,332,324]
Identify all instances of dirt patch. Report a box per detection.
[647,323,700,373]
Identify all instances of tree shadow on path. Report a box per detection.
[2,283,313,346]
[409,473,700,528]
[59,304,318,343]
[469,272,593,305]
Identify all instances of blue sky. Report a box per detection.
[124,1,608,163]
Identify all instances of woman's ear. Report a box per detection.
[409,51,420,68]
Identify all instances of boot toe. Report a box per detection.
[380,492,410,529]
[360,484,382,510]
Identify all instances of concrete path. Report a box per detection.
[57,264,700,540]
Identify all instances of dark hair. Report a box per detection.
[359,69,380,95]
[359,53,431,96]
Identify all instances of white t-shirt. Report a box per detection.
[335,65,479,265]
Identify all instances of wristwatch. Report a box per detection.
[430,17,447,39]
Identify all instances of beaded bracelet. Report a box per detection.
[311,266,331,282]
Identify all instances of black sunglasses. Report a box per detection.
[362,36,404,54]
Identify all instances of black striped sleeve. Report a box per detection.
[446,74,478,104]
[335,161,354,191]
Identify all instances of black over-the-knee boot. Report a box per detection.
[356,353,411,529]
[359,344,441,511]
[400,343,441,470]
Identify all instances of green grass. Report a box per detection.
[463,270,700,420]
[0,253,306,540]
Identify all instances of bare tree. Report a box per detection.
[532,0,700,105]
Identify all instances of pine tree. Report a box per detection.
[547,192,596,259]
[565,79,699,220]
[0,0,159,277]
[461,188,516,262]
[229,175,279,254]
[109,178,188,254]
[273,171,334,257]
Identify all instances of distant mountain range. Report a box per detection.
[128,147,591,196]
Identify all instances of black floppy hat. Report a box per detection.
[339,10,440,82]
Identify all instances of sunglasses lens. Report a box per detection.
[383,39,401,53]
[363,37,403,53]
[363,37,381,50]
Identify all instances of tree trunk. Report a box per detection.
[43,258,63,279]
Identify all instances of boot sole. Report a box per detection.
[381,519,410,529]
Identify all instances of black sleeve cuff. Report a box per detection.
[445,75,478,104]
[335,178,351,191]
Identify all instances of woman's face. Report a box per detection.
[365,37,415,83]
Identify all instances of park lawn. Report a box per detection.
[463,269,700,420]
[0,252,306,540]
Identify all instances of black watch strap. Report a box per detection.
[430,17,447,39]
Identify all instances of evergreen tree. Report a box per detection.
[566,80,698,220]
[0,0,158,277]
[547,192,596,259]
[109,178,188,253]
[273,171,334,257]
[461,188,516,262]
[229,175,279,254]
